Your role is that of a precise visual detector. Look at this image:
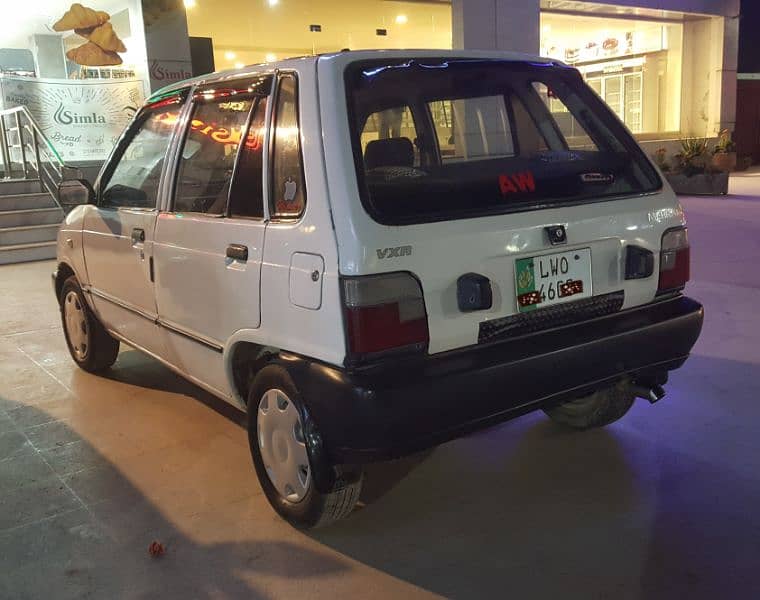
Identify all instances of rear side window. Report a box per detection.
[345,59,661,225]
[270,74,306,219]
[229,96,268,218]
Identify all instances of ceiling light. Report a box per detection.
[265,53,277,62]
[234,62,244,69]
[395,14,408,25]
[224,51,236,60]
[268,0,279,6]
[184,0,196,8]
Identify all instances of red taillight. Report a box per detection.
[658,227,690,293]
[342,272,429,360]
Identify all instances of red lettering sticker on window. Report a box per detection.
[499,171,536,196]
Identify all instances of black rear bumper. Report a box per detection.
[287,296,703,465]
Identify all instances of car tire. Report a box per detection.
[60,276,120,373]
[543,379,635,430]
[247,364,362,529]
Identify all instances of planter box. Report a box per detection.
[712,152,737,172]
[665,171,729,195]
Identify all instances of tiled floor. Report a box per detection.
[2,173,760,598]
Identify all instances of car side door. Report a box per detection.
[152,76,272,397]
[82,91,186,358]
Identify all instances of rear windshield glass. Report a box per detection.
[345,58,661,225]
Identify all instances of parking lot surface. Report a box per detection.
[1,172,760,599]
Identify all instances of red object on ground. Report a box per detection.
[148,541,166,557]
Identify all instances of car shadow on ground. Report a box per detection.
[10,350,759,599]
[309,353,760,599]
[98,348,248,427]
[0,394,349,600]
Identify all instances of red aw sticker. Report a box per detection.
[499,171,536,195]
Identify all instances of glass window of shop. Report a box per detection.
[0,1,151,163]
[184,0,451,71]
[540,8,684,136]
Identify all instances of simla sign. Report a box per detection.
[0,76,145,162]
[142,0,193,92]
[53,104,107,125]
[148,58,193,91]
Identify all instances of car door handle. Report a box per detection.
[226,244,248,262]
[131,228,145,244]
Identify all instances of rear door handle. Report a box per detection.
[226,244,248,262]
[131,228,145,244]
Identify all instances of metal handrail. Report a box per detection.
[1,105,65,167]
[0,105,72,208]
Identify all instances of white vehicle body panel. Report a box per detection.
[152,213,267,397]
[81,206,166,358]
[56,206,88,283]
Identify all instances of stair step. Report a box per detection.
[0,192,57,211]
[0,223,59,245]
[0,241,56,265]
[0,207,63,228]
[0,179,43,195]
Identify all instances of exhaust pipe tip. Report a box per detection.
[632,383,666,404]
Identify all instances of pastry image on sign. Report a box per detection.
[75,22,127,53]
[53,3,109,32]
[54,3,129,67]
[67,42,123,66]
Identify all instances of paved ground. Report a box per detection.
[2,173,760,599]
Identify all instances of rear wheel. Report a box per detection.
[544,379,635,430]
[60,276,120,373]
[247,365,362,529]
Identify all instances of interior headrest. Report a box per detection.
[364,137,414,170]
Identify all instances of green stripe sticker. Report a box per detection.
[515,257,537,313]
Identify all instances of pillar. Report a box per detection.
[452,0,540,54]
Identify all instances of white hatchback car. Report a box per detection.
[54,50,703,528]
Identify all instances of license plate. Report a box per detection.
[515,248,592,312]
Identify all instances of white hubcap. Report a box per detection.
[64,291,89,361]
[257,389,311,502]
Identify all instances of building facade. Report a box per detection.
[453,0,740,149]
[0,0,740,166]
[736,0,759,163]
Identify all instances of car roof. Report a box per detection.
[147,48,560,101]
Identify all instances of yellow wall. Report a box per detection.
[185,0,452,70]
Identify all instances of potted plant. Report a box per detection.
[675,137,709,175]
[711,129,737,172]
[659,138,729,195]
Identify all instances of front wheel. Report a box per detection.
[247,365,362,529]
[543,379,636,430]
[60,276,120,373]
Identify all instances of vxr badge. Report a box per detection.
[376,245,412,259]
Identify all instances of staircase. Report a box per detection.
[0,106,68,265]
[0,178,63,264]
